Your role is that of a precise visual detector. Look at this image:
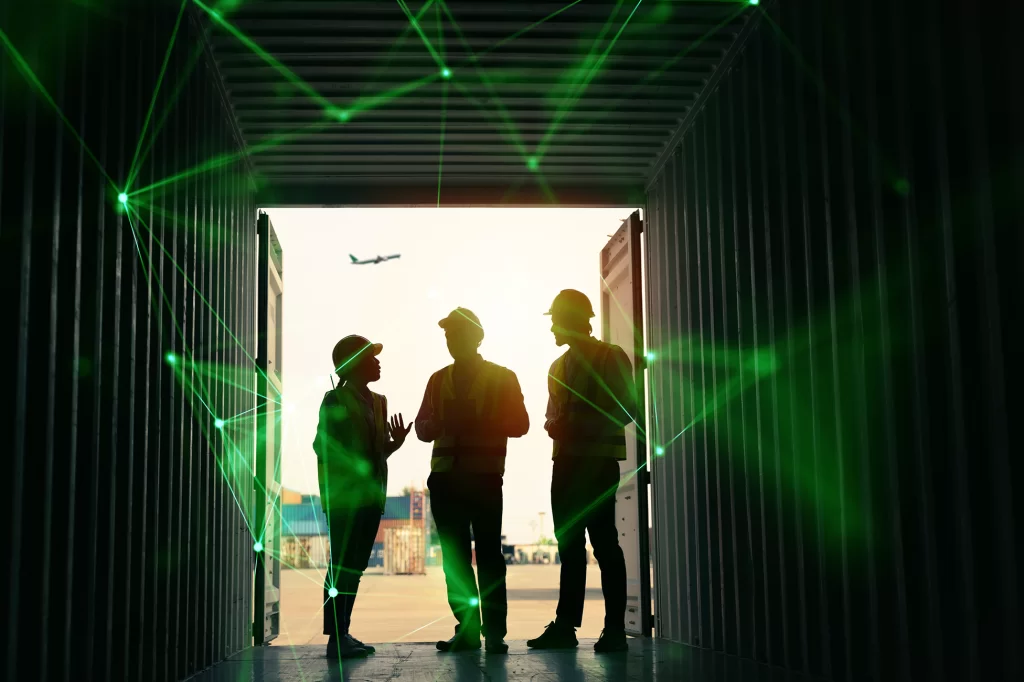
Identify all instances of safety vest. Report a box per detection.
[430,362,509,474]
[318,387,388,511]
[550,341,628,460]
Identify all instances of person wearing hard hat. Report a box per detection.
[314,335,413,660]
[414,308,530,654]
[527,289,636,654]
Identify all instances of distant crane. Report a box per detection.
[349,253,400,265]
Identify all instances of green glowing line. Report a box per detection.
[0,28,117,190]
[195,0,335,110]
[129,39,207,190]
[129,121,329,199]
[440,1,530,159]
[468,0,586,62]
[396,0,446,68]
[537,0,644,160]
[126,0,188,190]
[437,81,447,207]
[346,72,441,116]
[358,0,437,98]
[548,372,640,435]
[130,210,275,395]
[555,461,646,542]
[391,614,452,642]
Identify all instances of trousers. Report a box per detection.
[323,504,382,636]
[428,471,507,639]
[551,455,627,631]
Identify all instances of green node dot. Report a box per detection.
[645,351,656,361]
[749,0,760,5]
[165,352,177,365]
[468,597,479,607]
[215,418,225,429]
[254,541,263,552]
[328,587,339,598]
[527,157,539,171]
[118,193,128,204]
[655,446,665,456]
[337,110,349,122]
[441,67,451,79]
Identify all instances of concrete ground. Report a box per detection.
[186,639,808,682]
[188,566,808,682]
[275,565,607,646]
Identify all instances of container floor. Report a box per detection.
[185,638,814,681]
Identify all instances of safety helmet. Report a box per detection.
[544,289,595,319]
[438,307,484,339]
[332,335,382,375]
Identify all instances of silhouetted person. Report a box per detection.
[314,335,412,659]
[415,308,529,654]
[527,290,635,654]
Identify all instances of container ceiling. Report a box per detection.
[207,0,754,205]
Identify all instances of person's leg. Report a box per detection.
[429,473,480,635]
[585,459,627,631]
[343,506,382,638]
[324,507,357,637]
[551,457,588,628]
[470,474,507,640]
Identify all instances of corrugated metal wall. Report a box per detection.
[644,0,1022,680]
[0,3,258,681]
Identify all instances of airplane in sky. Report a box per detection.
[350,253,401,265]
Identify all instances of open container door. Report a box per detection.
[255,211,283,644]
[599,210,653,636]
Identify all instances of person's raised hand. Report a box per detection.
[389,413,413,447]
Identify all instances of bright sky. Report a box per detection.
[268,207,634,545]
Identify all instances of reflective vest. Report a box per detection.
[317,387,388,511]
[430,362,509,474]
[550,342,628,460]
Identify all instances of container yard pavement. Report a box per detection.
[275,564,606,647]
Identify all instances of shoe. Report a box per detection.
[326,633,368,659]
[594,628,628,653]
[436,626,481,652]
[526,621,578,649]
[347,633,375,654]
[485,637,509,654]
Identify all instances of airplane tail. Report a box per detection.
[349,254,358,263]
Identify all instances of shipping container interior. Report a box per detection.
[1,1,1021,681]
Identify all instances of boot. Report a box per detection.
[526,621,578,649]
[593,628,628,653]
[436,624,481,652]
[345,586,374,654]
[326,633,367,660]
[485,637,509,654]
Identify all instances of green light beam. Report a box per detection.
[128,39,207,191]
[392,614,453,642]
[467,0,586,63]
[553,460,647,543]
[0,28,117,190]
[128,120,329,199]
[548,372,642,436]
[360,0,437,99]
[342,71,442,118]
[536,0,645,160]
[194,0,335,110]
[129,209,279,396]
[436,87,447,206]
[125,0,188,190]
[395,0,447,69]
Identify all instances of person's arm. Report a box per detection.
[498,370,530,438]
[414,374,442,442]
[607,346,637,428]
[544,360,563,439]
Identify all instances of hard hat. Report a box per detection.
[332,335,382,374]
[544,289,595,319]
[438,307,484,333]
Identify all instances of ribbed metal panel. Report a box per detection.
[644,0,1022,680]
[0,3,257,681]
